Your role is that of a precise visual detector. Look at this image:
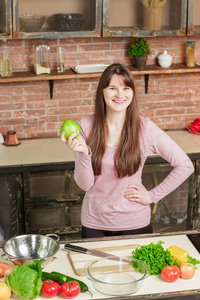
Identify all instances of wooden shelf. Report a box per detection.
[0,68,103,83]
[1,63,200,97]
[129,63,200,75]
[1,63,199,83]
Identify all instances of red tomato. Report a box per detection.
[161,265,180,282]
[192,118,200,126]
[41,280,60,298]
[60,281,81,298]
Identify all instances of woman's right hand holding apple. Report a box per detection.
[61,131,89,155]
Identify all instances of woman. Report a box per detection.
[61,63,194,238]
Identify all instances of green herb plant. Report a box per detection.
[132,241,179,275]
[128,38,151,58]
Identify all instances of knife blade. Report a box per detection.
[64,243,130,263]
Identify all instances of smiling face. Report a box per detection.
[103,74,134,114]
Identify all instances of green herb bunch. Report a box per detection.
[188,254,200,268]
[129,38,151,57]
[132,241,179,275]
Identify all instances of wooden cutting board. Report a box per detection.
[68,243,141,276]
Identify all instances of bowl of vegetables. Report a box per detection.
[85,256,150,296]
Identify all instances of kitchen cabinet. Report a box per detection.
[22,162,194,240]
[103,0,188,37]
[0,0,12,39]
[12,0,102,39]
[0,148,197,242]
[0,133,199,243]
[187,0,200,35]
[0,0,195,40]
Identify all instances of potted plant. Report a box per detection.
[141,0,167,30]
[128,38,151,69]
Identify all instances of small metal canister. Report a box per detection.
[34,39,51,75]
[186,41,195,67]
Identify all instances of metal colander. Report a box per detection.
[2,234,60,267]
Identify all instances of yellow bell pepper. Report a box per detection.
[167,245,188,265]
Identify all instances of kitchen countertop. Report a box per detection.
[1,231,200,300]
[0,130,200,169]
[0,137,75,171]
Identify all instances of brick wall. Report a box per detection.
[1,36,200,139]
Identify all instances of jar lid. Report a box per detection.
[158,50,172,60]
[187,41,195,47]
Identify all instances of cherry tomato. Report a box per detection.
[60,281,81,298]
[41,280,60,298]
[161,265,180,282]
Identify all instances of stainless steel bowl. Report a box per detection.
[86,256,150,296]
[2,234,60,268]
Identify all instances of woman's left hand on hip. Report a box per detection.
[123,184,153,204]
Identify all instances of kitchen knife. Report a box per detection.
[65,243,130,262]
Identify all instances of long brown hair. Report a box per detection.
[87,63,141,178]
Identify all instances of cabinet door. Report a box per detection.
[142,162,194,233]
[187,0,200,35]
[0,173,23,243]
[103,0,187,37]
[23,170,84,202]
[23,170,85,240]
[0,0,12,39]
[12,0,102,39]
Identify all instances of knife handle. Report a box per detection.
[64,243,89,254]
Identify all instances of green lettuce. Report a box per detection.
[6,259,45,299]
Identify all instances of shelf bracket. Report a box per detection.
[144,74,149,94]
[49,80,54,99]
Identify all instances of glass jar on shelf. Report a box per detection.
[34,40,51,75]
[57,46,64,73]
[0,39,12,77]
[186,41,195,67]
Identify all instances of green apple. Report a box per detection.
[60,120,81,139]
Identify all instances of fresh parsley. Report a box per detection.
[132,241,179,275]
[132,241,200,275]
[188,255,200,269]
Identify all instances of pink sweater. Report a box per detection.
[74,115,194,231]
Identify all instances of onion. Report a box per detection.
[3,266,15,281]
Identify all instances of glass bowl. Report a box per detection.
[19,14,45,32]
[85,256,150,296]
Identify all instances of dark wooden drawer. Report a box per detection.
[23,170,84,202]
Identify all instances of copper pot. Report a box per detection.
[3,131,20,146]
